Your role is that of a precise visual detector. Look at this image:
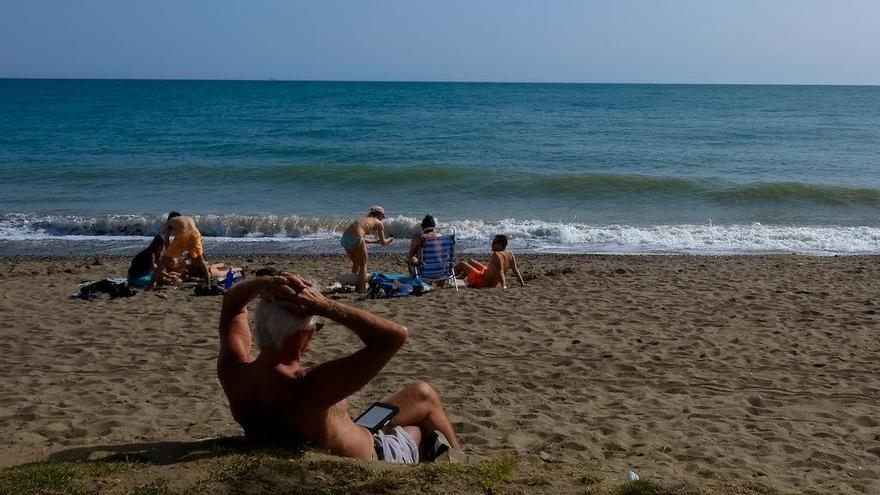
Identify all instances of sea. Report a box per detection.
[2,79,879,256]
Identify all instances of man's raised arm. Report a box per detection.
[218,277,272,373]
[289,290,408,406]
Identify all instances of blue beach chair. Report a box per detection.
[414,227,459,291]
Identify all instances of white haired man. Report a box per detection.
[217,271,462,463]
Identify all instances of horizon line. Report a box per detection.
[1,76,878,87]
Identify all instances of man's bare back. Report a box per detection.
[484,249,519,286]
[220,356,373,458]
[217,273,461,462]
[164,214,197,236]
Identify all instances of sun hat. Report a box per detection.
[369,205,386,216]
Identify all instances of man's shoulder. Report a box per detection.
[495,250,515,264]
[222,362,309,393]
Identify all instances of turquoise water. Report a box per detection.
[1,80,880,254]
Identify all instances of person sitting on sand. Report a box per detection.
[406,214,442,276]
[160,211,211,287]
[217,271,462,463]
[341,206,394,293]
[127,235,176,289]
[454,234,525,289]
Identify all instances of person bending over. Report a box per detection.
[454,235,525,289]
[161,211,210,286]
[340,205,394,293]
[217,272,462,463]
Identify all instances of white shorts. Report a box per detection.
[373,426,419,464]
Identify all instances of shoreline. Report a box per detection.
[2,253,878,493]
[2,252,880,262]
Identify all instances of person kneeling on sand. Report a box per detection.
[217,271,462,463]
[454,235,525,289]
[341,205,395,293]
[160,211,211,287]
[127,235,177,288]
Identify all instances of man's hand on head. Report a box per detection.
[261,272,331,317]
[275,285,330,317]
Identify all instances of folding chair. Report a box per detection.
[415,227,459,291]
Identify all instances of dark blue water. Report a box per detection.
[1,79,879,254]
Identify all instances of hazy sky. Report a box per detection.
[1,0,878,84]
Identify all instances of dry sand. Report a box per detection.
[0,253,878,494]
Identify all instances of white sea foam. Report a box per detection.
[1,213,879,255]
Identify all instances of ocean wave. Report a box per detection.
[0,213,350,238]
[175,168,880,208]
[9,161,880,207]
[2,213,880,254]
[711,182,880,206]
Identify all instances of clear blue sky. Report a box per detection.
[1,0,878,84]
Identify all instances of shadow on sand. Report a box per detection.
[46,437,256,465]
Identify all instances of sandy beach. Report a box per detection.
[1,253,878,494]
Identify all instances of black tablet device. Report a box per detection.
[354,402,399,433]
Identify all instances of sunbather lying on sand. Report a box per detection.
[166,254,241,282]
[217,271,462,463]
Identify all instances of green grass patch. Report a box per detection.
[212,453,263,483]
[209,452,519,495]
[0,460,134,495]
[579,471,602,486]
[130,479,175,495]
[469,455,518,494]
[412,455,517,494]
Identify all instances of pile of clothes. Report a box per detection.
[71,278,137,300]
[366,273,432,299]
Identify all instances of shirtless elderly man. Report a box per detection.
[455,235,525,289]
[341,206,395,292]
[161,211,210,286]
[217,271,462,463]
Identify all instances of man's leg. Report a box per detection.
[454,260,477,278]
[383,381,462,452]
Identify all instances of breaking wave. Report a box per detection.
[2,213,880,255]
